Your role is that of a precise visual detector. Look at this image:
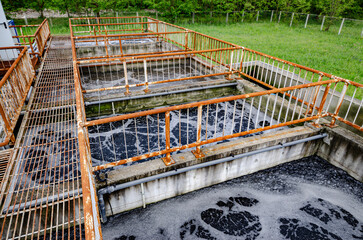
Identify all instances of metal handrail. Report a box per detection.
[0,46,35,146]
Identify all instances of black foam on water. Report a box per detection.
[101,156,363,240]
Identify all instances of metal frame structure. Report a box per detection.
[10,19,51,66]
[69,16,362,240]
[0,16,358,240]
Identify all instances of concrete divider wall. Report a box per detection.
[318,126,363,182]
[98,126,322,217]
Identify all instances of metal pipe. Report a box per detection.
[84,83,238,106]
[98,133,328,223]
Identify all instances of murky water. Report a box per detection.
[80,58,223,99]
[101,156,363,240]
[88,99,281,169]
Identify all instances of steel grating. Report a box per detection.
[0,37,84,239]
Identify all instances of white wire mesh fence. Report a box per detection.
[6,10,363,37]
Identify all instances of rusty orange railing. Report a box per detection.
[10,19,51,66]
[0,46,35,147]
[80,78,351,171]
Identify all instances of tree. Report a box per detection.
[50,0,87,17]
[316,0,355,30]
[30,0,47,18]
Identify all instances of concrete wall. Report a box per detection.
[318,126,363,182]
[98,126,321,217]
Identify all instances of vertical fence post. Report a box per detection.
[289,12,294,27]
[143,59,149,93]
[116,12,118,18]
[24,16,28,25]
[156,12,158,19]
[242,10,245,22]
[270,10,274,22]
[256,11,259,21]
[314,83,332,126]
[192,105,205,158]
[361,28,363,38]
[278,11,282,23]
[123,61,130,95]
[192,12,195,24]
[49,17,53,27]
[227,50,234,79]
[305,14,309,28]
[226,12,229,24]
[162,111,175,165]
[338,18,345,35]
[320,16,325,31]
[330,82,348,126]
[0,105,15,143]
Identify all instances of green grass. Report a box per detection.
[180,22,363,85]
[13,17,362,97]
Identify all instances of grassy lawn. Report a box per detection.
[13,18,362,97]
[180,22,363,85]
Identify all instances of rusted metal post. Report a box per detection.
[118,36,123,55]
[290,12,294,27]
[143,58,149,92]
[305,14,309,28]
[0,104,15,143]
[270,10,274,22]
[185,31,188,50]
[123,60,130,95]
[313,83,331,126]
[239,47,245,72]
[227,50,234,79]
[338,18,345,35]
[162,111,175,165]
[192,105,205,158]
[308,74,324,114]
[320,16,325,31]
[329,82,348,126]
[93,27,98,45]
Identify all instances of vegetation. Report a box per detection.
[13,16,362,87]
[3,0,363,20]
